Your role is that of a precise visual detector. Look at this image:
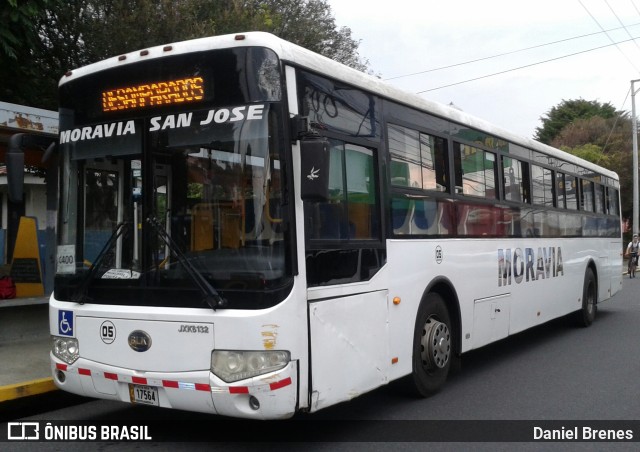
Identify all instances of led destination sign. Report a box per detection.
[102,76,204,112]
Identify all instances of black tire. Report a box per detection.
[411,292,452,397]
[575,268,597,327]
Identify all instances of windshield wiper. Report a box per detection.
[72,221,129,303]
[146,216,227,310]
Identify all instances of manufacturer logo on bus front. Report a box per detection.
[128,330,152,352]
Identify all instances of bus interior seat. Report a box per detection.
[191,203,215,251]
[348,202,372,239]
[318,203,348,239]
[412,199,438,233]
[392,198,412,234]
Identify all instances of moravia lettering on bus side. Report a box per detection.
[498,246,564,287]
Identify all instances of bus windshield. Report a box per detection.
[54,47,293,309]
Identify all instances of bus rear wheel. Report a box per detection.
[575,267,597,327]
[411,292,452,397]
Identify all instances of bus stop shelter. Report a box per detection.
[0,101,57,296]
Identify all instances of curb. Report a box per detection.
[0,377,57,403]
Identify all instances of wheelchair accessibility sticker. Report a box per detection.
[58,310,74,336]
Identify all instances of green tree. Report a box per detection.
[559,143,610,167]
[548,108,634,225]
[0,0,368,110]
[534,99,619,145]
[78,0,206,63]
[208,0,368,71]
[0,0,62,105]
[0,0,49,59]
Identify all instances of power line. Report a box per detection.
[631,0,640,19]
[418,36,639,93]
[579,0,640,72]
[601,86,630,154]
[384,22,640,82]
[605,0,640,53]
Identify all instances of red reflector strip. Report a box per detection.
[55,364,214,394]
[269,377,292,391]
[219,376,294,395]
[229,386,249,394]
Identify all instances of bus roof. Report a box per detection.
[60,31,618,181]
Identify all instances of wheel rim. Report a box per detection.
[420,317,451,369]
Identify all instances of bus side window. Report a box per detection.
[454,143,498,199]
[388,124,449,192]
[305,140,378,241]
[581,179,594,212]
[556,172,567,209]
[531,164,554,207]
[502,156,529,204]
[565,174,578,210]
[594,183,605,213]
[607,187,619,216]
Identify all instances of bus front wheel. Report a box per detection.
[411,292,452,397]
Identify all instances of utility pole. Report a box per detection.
[632,79,640,235]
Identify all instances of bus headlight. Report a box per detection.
[52,336,80,364]
[211,350,290,383]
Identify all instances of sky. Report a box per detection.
[328,0,640,139]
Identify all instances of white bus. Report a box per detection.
[14,32,622,419]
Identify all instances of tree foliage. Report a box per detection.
[0,0,56,105]
[559,143,610,167]
[215,0,368,71]
[0,0,368,110]
[546,101,634,228]
[534,99,619,145]
[0,0,50,59]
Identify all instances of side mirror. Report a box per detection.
[300,136,330,202]
[6,133,57,203]
[42,141,57,163]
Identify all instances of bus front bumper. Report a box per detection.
[51,355,298,419]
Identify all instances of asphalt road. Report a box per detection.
[2,277,640,450]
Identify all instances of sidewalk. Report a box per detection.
[0,296,56,402]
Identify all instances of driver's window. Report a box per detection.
[305,140,378,241]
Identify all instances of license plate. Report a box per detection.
[129,384,159,406]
